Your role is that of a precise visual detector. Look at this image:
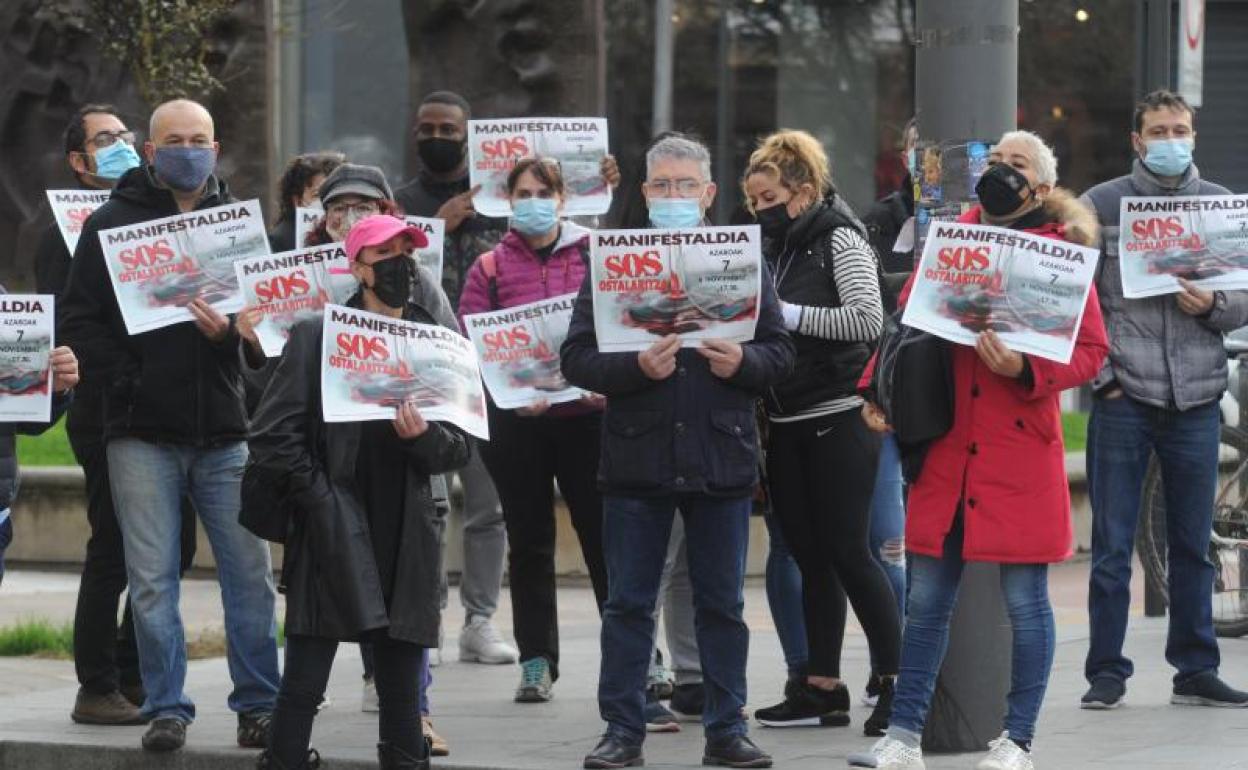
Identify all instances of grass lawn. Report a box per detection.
[0,618,285,659]
[1062,410,1089,452]
[16,419,75,466]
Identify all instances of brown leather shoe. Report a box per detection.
[422,716,449,757]
[71,688,144,725]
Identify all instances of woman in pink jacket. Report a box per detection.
[458,157,608,704]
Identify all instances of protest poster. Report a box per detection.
[1117,195,1248,298]
[321,304,489,439]
[467,117,611,218]
[463,293,583,409]
[98,199,269,335]
[0,294,54,423]
[901,222,1098,364]
[234,244,357,357]
[405,216,445,282]
[294,204,323,249]
[46,189,111,253]
[590,226,762,353]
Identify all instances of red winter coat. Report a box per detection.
[866,190,1108,563]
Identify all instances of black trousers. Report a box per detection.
[479,407,607,679]
[70,432,197,695]
[765,408,901,679]
[269,632,426,764]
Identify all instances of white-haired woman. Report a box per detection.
[851,131,1108,770]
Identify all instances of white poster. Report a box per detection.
[463,293,583,409]
[901,222,1098,364]
[405,216,445,282]
[98,200,270,335]
[1178,0,1206,107]
[468,117,611,218]
[0,294,55,423]
[590,226,762,353]
[1117,195,1248,298]
[46,189,111,253]
[294,204,323,250]
[234,244,357,357]
[321,304,488,439]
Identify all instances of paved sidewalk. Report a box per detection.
[0,560,1245,769]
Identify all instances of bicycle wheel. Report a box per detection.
[1136,424,1248,638]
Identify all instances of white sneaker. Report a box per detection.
[846,736,925,769]
[458,616,518,664]
[976,732,1034,770]
[361,676,379,713]
[429,628,444,668]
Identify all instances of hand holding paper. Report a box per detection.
[638,334,680,380]
[393,399,429,439]
[1176,278,1215,316]
[699,338,744,379]
[50,346,79,391]
[975,330,1025,378]
[188,299,231,342]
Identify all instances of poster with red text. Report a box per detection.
[463,293,583,409]
[0,294,54,423]
[98,200,269,335]
[901,222,1098,364]
[321,304,488,439]
[1117,195,1248,298]
[234,244,358,357]
[468,118,611,218]
[46,189,111,253]
[294,204,323,250]
[590,226,761,353]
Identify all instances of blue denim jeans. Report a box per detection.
[107,438,280,722]
[762,505,807,677]
[1085,396,1221,685]
[0,513,12,586]
[599,494,752,744]
[888,516,1055,743]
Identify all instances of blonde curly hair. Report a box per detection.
[742,129,832,213]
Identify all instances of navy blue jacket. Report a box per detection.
[560,264,794,498]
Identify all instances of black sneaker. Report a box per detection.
[1080,676,1125,710]
[862,673,882,707]
[671,682,705,720]
[1171,671,1248,708]
[584,735,644,768]
[237,710,273,748]
[703,734,773,768]
[754,682,850,728]
[645,688,681,732]
[863,676,894,736]
[141,717,187,752]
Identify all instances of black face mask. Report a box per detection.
[418,137,466,174]
[366,255,414,309]
[755,204,795,239]
[975,162,1033,217]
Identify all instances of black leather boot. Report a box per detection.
[378,741,431,770]
[256,748,321,769]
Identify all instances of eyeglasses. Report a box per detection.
[644,178,705,198]
[86,130,136,150]
[327,201,381,218]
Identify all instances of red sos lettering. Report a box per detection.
[481,136,529,159]
[936,246,991,271]
[67,208,94,228]
[255,271,311,302]
[483,326,533,352]
[1131,216,1184,240]
[604,250,664,279]
[335,333,389,361]
[119,240,177,270]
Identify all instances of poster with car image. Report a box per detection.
[46,189,111,253]
[463,293,583,409]
[294,204,323,249]
[234,244,358,357]
[901,222,1098,364]
[467,117,611,218]
[1117,195,1248,298]
[0,294,54,423]
[98,199,269,335]
[321,304,489,439]
[590,226,762,353]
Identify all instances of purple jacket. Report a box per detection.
[458,222,597,418]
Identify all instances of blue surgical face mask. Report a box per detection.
[1142,138,1194,178]
[152,146,217,192]
[511,197,559,237]
[647,198,703,229]
[92,141,142,181]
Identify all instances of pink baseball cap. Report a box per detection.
[344,214,429,261]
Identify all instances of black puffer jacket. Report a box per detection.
[243,294,470,645]
[58,166,250,446]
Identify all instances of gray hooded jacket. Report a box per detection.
[1081,160,1248,410]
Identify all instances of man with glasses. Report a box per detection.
[562,134,794,769]
[59,99,280,753]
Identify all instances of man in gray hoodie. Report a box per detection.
[1081,90,1248,710]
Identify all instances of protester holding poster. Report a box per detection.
[457,157,608,704]
[740,130,900,738]
[1080,90,1248,713]
[245,215,471,770]
[59,99,281,755]
[267,152,344,252]
[562,134,793,770]
[853,130,1107,770]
